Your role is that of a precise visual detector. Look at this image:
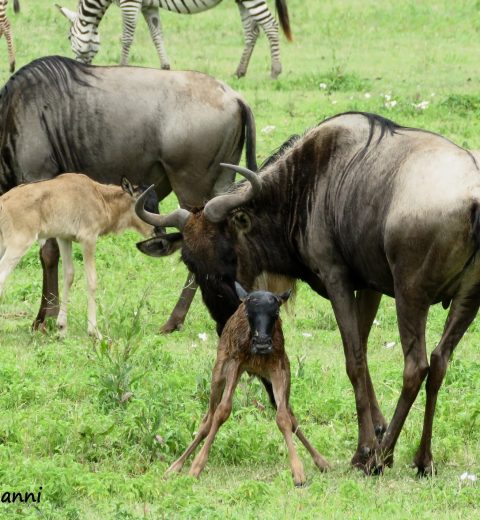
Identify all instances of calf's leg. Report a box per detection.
[0,243,31,295]
[33,239,60,330]
[188,365,240,478]
[81,240,100,338]
[56,239,74,337]
[160,272,197,333]
[270,369,306,486]
[166,359,230,474]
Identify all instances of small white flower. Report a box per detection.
[384,341,396,349]
[384,94,391,101]
[431,92,436,97]
[198,332,208,342]
[261,125,276,135]
[302,332,312,338]
[384,100,397,109]
[331,100,338,105]
[413,100,429,110]
[319,82,327,89]
[373,319,380,326]
[364,92,371,99]
[460,472,477,482]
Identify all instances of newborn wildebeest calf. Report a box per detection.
[167,283,329,486]
[0,174,157,337]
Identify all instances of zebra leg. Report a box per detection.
[119,0,142,66]
[141,6,170,70]
[241,0,282,79]
[3,18,15,73]
[235,2,259,78]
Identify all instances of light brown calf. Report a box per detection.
[166,284,330,486]
[0,174,155,337]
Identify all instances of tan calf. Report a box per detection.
[0,174,155,337]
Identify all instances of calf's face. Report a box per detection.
[235,283,290,355]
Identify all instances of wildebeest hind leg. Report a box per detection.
[33,239,60,331]
[356,289,388,441]
[413,276,480,476]
[161,271,197,333]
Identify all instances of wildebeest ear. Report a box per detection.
[231,211,251,233]
[121,176,135,197]
[277,289,292,305]
[235,282,248,301]
[56,4,77,24]
[136,234,183,257]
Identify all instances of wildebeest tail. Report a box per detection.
[276,0,293,41]
[239,99,257,171]
[471,202,480,250]
[14,0,20,14]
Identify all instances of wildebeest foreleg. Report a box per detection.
[379,291,429,469]
[189,364,240,478]
[413,281,480,476]
[166,359,228,475]
[161,271,197,333]
[356,289,388,441]
[323,272,378,473]
[33,239,60,330]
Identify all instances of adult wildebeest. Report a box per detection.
[166,283,329,486]
[136,111,480,475]
[0,174,157,337]
[0,55,256,333]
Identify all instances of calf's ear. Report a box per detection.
[235,282,248,301]
[121,177,135,196]
[277,289,292,305]
[136,234,183,257]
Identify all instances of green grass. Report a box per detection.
[1,0,480,518]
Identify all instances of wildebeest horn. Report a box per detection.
[203,163,262,223]
[135,185,190,231]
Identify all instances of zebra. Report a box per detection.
[57,0,292,79]
[0,0,20,72]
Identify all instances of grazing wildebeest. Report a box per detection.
[136,111,480,475]
[57,0,292,79]
[0,174,158,337]
[0,55,256,333]
[0,0,20,72]
[166,282,329,485]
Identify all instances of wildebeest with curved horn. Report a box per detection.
[0,55,256,333]
[136,111,480,475]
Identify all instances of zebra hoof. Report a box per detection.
[9,61,15,73]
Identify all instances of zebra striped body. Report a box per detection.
[0,0,19,73]
[59,0,291,78]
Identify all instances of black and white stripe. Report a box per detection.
[59,0,291,78]
[0,0,19,73]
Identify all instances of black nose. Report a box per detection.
[251,338,273,355]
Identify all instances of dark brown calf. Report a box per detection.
[166,284,329,486]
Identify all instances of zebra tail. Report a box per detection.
[14,0,20,14]
[275,0,292,41]
[239,100,257,172]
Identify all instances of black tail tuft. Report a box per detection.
[238,99,257,172]
[276,0,293,41]
[14,0,20,14]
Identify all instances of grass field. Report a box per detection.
[1,0,480,518]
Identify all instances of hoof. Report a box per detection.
[351,445,382,475]
[160,320,183,334]
[294,480,307,488]
[270,64,282,80]
[235,68,246,79]
[313,455,331,473]
[165,461,183,476]
[9,61,15,73]
[412,459,436,478]
[161,64,171,70]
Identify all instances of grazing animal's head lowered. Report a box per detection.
[57,4,100,64]
[235,282,290,355]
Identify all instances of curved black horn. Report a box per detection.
[203,163,262,223]
[135,185,190,231]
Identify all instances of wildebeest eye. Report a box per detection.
[231,211,251,233]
